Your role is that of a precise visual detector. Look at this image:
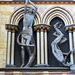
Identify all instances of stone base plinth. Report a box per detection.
[0,71,75,75]
[0,67,75,75]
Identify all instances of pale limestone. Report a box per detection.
[2,11,9,16]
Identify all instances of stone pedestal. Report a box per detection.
[33,24,50,67]
[5,24,18,67]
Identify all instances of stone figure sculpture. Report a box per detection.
[51,22,74,66]
[17,0,38,67]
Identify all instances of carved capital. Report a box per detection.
[33,24,50,31]
[37,29,39,32]
[65,24,75,32]
[65,28,69,31]
[5,24,18,32]
[44,29,47,32]
[73,27,75,31]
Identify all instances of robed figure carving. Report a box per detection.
[17,0,38,67]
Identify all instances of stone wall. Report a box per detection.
[0,5,14,67]
[0,3,75,68]
[0,0,13,1]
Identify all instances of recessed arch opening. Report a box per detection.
[42,7,74,25]
[9,6,41,25]
[9,6,41,67]
[47,17,70,66]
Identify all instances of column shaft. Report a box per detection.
[7,31,11,65]
[69,32,74,64]
[11,32,15,65]
[44,30,48,64]
[37,30,40,64]
[41,30,44,64]
[73,31,75,64]
[73,31,75,49]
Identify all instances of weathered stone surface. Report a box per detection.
[0,71,74,75]
[0,3,75,68]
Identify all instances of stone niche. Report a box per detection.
[14,17,70,67]
[4,5,75,73]
[48,17,70,67]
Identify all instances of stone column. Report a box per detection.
[37,29,40,65]
[73,27,75,51]
[7,31,11,65]
[44,29,48,64]
[11,26,18,65]
[73,27,75,64]
[11,32,15,65]
[69,29,74,64]
[5,24,18,67]
[34,24,50,67]
[40,28,44,64]
[65,24,75,64]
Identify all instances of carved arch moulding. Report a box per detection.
[9,6,74,26]
[42,6,74,25]
[9,6,41,25]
